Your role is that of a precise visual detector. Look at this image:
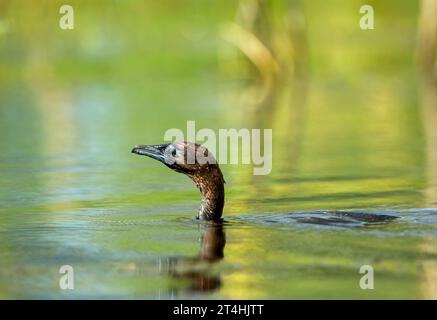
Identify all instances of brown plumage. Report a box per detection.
[131,141,225,221]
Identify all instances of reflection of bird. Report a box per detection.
[132,141,225,221]
[132,141,226,294]
[164,222,226,294]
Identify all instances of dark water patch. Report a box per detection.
[234,210,397,228]
[230,208,437,237]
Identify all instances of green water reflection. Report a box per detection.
[1,0,437,299]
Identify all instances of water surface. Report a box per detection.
[1,0,437,299]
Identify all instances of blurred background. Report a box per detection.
[1,0,437,299]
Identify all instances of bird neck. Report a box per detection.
[189,166,225,221]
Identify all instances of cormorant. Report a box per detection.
[132,141,225,221]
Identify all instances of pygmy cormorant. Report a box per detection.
[132,141,225,221]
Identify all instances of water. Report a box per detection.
[1,1,437,299]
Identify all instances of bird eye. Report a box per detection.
[172,149,177,157]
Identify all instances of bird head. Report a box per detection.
[132,141,225,220]
[131,141,224,183]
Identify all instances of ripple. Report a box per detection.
[229,208,437,236]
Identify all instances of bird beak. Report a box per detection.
[131,144,169,163]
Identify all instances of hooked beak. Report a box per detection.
[131,144,170,163]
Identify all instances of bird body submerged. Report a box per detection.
[132,141,225,221]
[131,141,403,228]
